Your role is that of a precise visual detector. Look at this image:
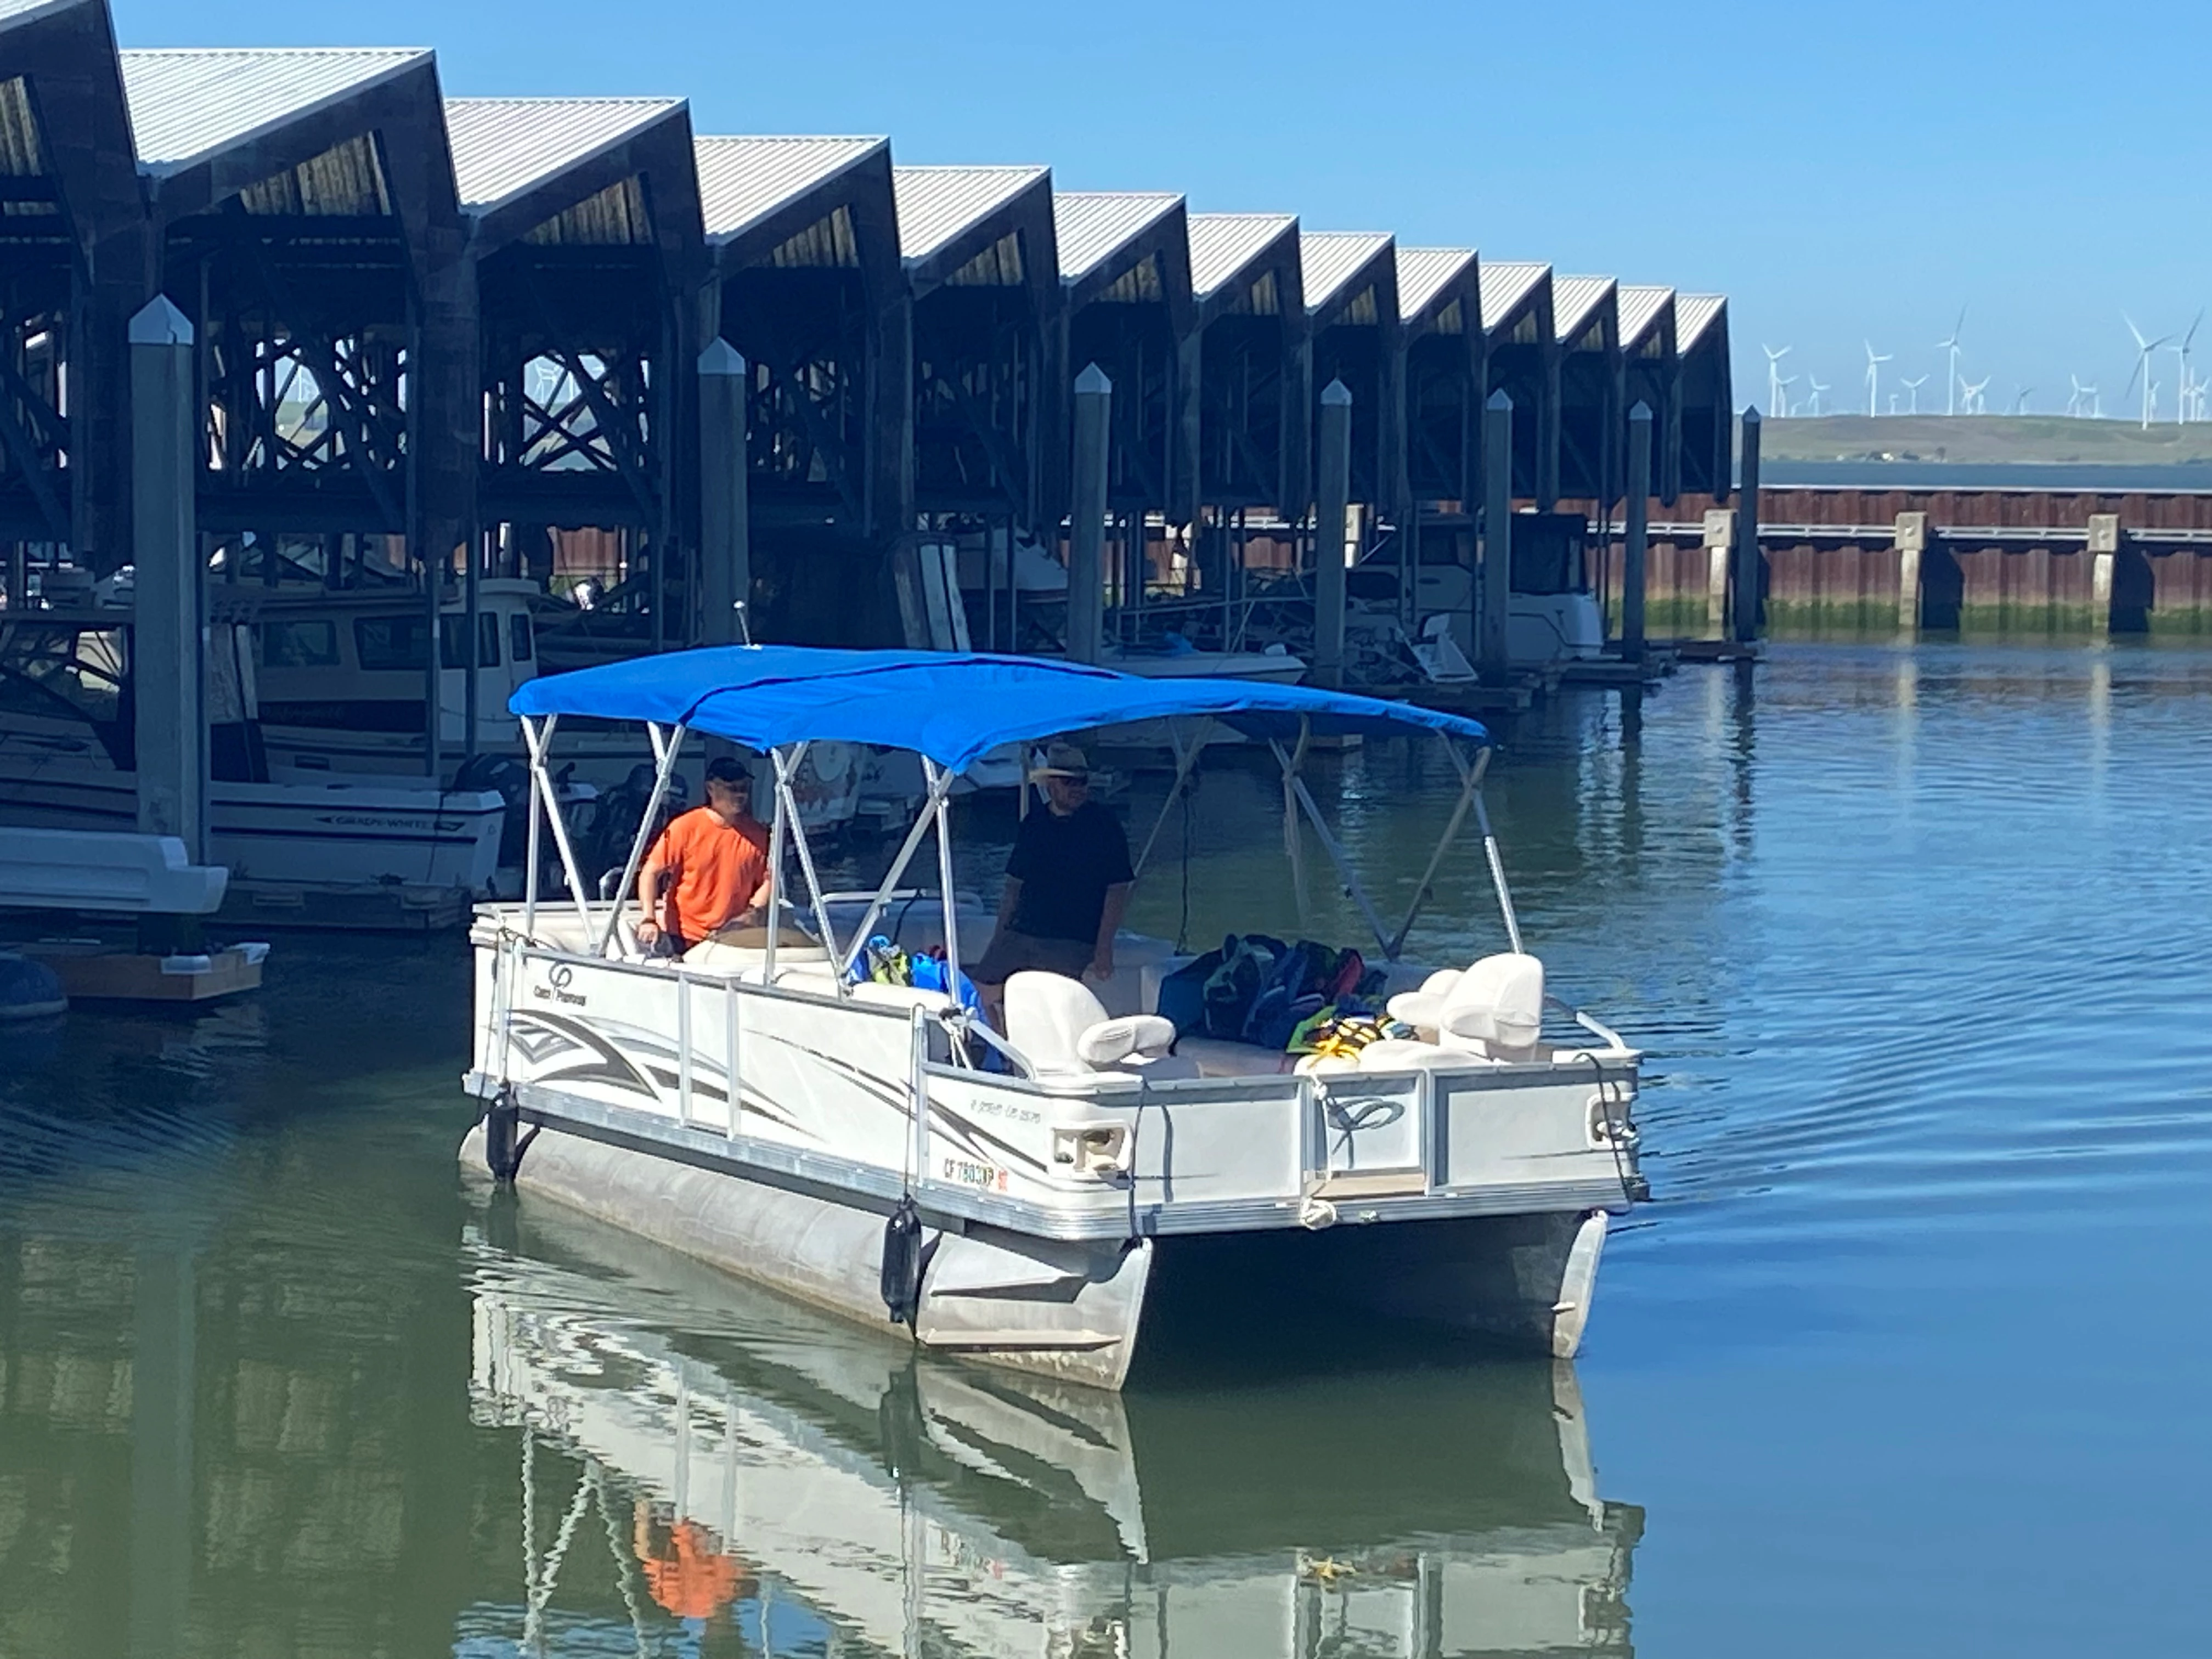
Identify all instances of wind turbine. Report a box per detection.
[1901,373,1929,414]
[2124,314,2171,430]
[2067,374,2089,417]
[1935,307,1966,415]
[2173,311,2204,424]
[1805,371,1830,416]
[2011,387,2034,416]
[1864,341,1892,416]
[1776,371,1799,416]
[1960,374,1992,415]
[1763,345,1793,417]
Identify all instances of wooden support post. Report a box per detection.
[697,339,751,647]
[1623,400,1651,661]
[1068,363,1111,664]
[129,297,204,861]
[1313,379,1352,687]
[1734,407,1763,643]
[1894,511,1927,634]
[1480,389,1514,676]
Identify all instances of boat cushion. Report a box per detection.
[1074,1013,1178,1066]
[1386,952,1544,1058]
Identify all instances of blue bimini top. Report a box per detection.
[510,646,1488,774]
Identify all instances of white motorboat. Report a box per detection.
[207,578,864,832]
[464,647,1645,1390]
[466,1197,1641,1656]
[0,611,505,907]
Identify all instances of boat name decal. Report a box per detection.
[533,963,587,1008]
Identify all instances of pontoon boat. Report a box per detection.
[464,647,1645,1389]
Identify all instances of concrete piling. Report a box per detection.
[1480,389,1513,676]
[128,296,204,860]
[1623,401,1651,661]
[1313,379,1352,687]
[1068,364,1111,664]
[697,340,751,647]
[1894,512,1927,634]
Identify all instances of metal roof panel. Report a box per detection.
[446,97,680,213]
[1479,261,1548,332]
[120,47,427,176]
[1617,284,1674,350]
[892,163,1048,262]
[695,134,884,241]
[1397,247,1477,321]
[1675,293,1726,352]
[1300,230,1391,314]
[1053,190,1178,281]
[1187,211,1295,297]
[0,0,82,27]
[1552,275,1616,343]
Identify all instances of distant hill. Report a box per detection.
[1755,415,2212,467]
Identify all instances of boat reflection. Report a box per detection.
[466,1198,1644,1657]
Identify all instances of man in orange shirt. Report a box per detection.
[633,756,774,955]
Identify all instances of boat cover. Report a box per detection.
[510,646,1488,771]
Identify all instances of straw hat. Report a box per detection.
[1029,742,1091,781]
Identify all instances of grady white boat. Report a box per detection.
[464,647,1645,1389]
[467,1194,1641,1657]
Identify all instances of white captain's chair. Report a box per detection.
[1386,952,1545,1062]
[1003,972,1197,1080]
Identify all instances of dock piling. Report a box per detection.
[1734,407,1762,643]
[697,340,751,648]
[1480,390,1513,676]
[1894,512,1926,634]
[128,297,204,861]
[1313,379,1352,687]
[1068,364,1111,664]
[1623,402,1651,662]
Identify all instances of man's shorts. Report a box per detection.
[970,927,1093,984]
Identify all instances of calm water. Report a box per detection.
[4,642,2210,1656]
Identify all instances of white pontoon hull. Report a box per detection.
[466,906,1640,1389]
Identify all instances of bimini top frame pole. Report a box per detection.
[520,714,594,942]
[596,720,687,957]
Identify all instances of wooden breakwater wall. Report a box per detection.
[1575,484,2212,636]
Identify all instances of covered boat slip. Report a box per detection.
[467,647,1644,1386]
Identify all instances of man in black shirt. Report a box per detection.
[972,743,1135,1019]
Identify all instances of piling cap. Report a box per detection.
[1321,379,1352,406]
[1074,362,1113,396]
[698,338,747,377]
[128,295,193,347]
[1486,388,1513,411]
[1628,399,1652,422]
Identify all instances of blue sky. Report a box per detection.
[114,0,2212,421]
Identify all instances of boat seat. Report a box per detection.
[1386,952,1544,1061]
[1004,972,1198,1081]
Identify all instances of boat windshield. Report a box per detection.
[0,618,132,766]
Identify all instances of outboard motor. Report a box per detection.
[583,762,685,887]
[452,752,533,867]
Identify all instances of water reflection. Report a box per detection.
[466,1200,1643,1657]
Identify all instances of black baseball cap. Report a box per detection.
[704,756,753,786]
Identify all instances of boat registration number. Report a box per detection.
[940,1156,1009,1193]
